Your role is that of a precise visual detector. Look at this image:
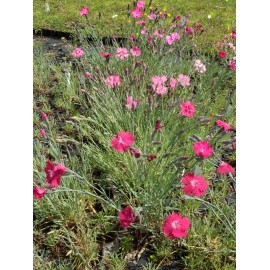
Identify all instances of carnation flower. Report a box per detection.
[33,187,47,199]
[130,46,141,56]
[229,60,236,71]
[126,96,139,110]
[147,154,157,161]
[194,59,206,73]
[148,13,156,20]
[153,30,163,38]
[72,47,84,58]
[137,20,146,25]
[131,7,143,18]
[118,205,135,228]
[181,173,208,196]
[85,72,91,78]
[193,141,213,159]
[165,35,174,45]
[111,131,135,152]
[141,28,148,35]
[219,51,227,58]
[231,30,236,40]
[80,7,89,16]
[170,78,178,90]
[106,75,120,88]
[155,120,164,132]
[39,129,46,137]
[216,119,231,131]
[171,32,180,41]
[41,113,47,120]
[129,147,141,158]
[151,75,168,95]
[162,212,191,239]
[136,0,145,9]
[100,51,113,61]
[115,47,129,59]
[129,35,135,42]
[177,74,190,87]
[45,160,66,187]
[181,101,195,118]
[217,162,235,174]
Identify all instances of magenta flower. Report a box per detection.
[229,60,236,70]
[80,7,89,16]
[130,46,141,56]
[147,36,154,43]
[33,187,47,199]
[39,129,46,137]
[115,47,129,59]
[231,30,236,40]
[216,119,231,131]
[181,173,208,197]
[184,26,194,35]
[155,120,164,132]
[217,162,235,174]
[111,131,135,152]
[193,141,213,159]
[171,32,180,41]
[162,212,191,239]
[72,47,84,58]
[118,205,135,228]
[44,160,66,188]
[136,0,145,9]
[41,113,47,120]
[181,101,195,118]
[131,7,143,18]
[126,96,139,110]
[106,75,121,88]
[85,72,91,78]
[141,28,148,35]
[177,74,190,87]
[219,51,227,58]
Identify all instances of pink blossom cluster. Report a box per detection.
[165,32,180,45]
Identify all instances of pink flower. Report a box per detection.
[219,51,227,58]
[136,0,145,9]
[231,30,236,40]
[130,46,141,56]
[115,47,129,59]
[106,75,121,88]
[162,212,191,239]
[33,187,47,199]
[126,96,139,110]
[85,72,91,78]
[72,47,84,58]
[181,173,208,196]
[148,13,156,20]
[229,60,236,71]
[180,101,195,118]
[171,32,180,41]
[131,7,143,18]
[184,26,194,35]
[217,162,235,174]
[216,119,231,131]
[111,131,135,152]
[141,28,148,35]
[129,147,141,158]
[45,160,66,188]
[39,129,46,137]
[175,15,181,21]
[170,78,178,90]
[100,51,113,61]
[194,59,206,73]
[165,35,174,45]
[153,30,163,38]
[147,36,153,43]
[118,205,135,228]
[151,75,168,95]
[137,20,146,26]
[177,74,190,87]
[80,7,89,16]
[41,113,47,120]
[193,141,213,159]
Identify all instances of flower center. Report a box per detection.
[171,220,179,229]
[48,170,54,178]
[190,179,198,187]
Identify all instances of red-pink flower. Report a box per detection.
[44,160,66,188]
[111,132,135,152]
[217,162,235,174]
[116,47,129,59]
[216,119,231,131]
[175,15,181,21]
[131,7,143,18]
[80,7,89,16]
[85,72,91,78]
[229,60,236,70]
[193,141,213,159]
[118,205,135,228]
[219,51,227,58]
[126,96,139,110]
[155,120,164,132]
[72,47,84,58]
[106,75,121,88]
[136,0,145,9]
[181,173,208,196]
[231,30,236,40]
[39,129,46,137]
[184,26,194,35]
[162,212,191,239]
[130,46,141,56]
[178,74,190,87]
[100,51,112,61]
[33,187,47,199]
[41,113,47,120]
[180,101,195,118]
[147,36,154,43]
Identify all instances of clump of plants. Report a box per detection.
[34,1,236,269]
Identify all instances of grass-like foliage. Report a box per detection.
[34,2,236,269]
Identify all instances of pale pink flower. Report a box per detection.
[106,75,121,88]
[180,101,195,118]
[131,7,143,18]
[165,35,174,45]
[177,74,190,87]
[130,46,141,56]
[116,47,129,59]
[217,162,235,174]
[170,78,178,90]
[152,76,168,95]
[136,0,145,9]
[126,96,139,110]
[141,28,148,35]
[148,13,156,20]
[80,7,89,16]
[216,119,231,131]
[72,47,84,58]
[137,20,146,26]
[194,59,206,73]
[111,132,135,152]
